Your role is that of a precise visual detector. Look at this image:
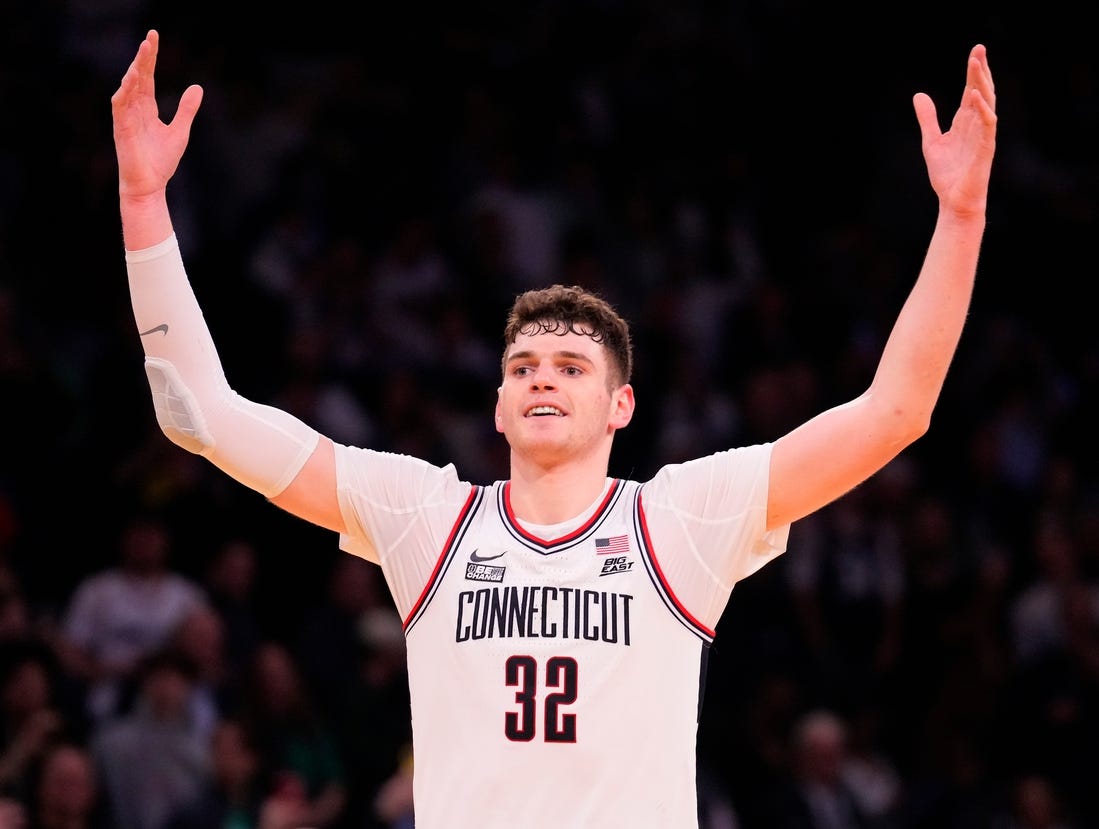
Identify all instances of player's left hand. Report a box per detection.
[913,43,997,218]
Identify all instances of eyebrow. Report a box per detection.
[506,349,595,366]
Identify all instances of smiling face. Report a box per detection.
[496,327,634,468]
[496,285,635,473]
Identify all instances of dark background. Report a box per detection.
[2,1,1097,827]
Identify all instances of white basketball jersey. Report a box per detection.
[334,445,788,829]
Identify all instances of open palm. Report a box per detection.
[913,44,997,217]
[111,30,203,201]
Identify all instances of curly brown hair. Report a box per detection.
[502,284,633,388]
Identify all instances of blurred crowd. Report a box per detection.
[1,1,1097,828]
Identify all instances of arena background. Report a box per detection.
[1,2,1096,827]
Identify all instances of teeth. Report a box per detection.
[528,406,563,416]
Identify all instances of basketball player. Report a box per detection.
[112,30,996,828]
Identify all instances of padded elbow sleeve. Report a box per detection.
[127,235,319,498]
[143,357,213,454]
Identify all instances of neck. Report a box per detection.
[508,454,610,525]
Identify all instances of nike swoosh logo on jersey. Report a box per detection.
[469,549,505,562]
[139,323,169,337]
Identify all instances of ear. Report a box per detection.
[494,388,504,434]
[609,384,635,431]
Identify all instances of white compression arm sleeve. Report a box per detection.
[126,234,320,498]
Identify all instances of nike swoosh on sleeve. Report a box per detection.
[139,323,169,336]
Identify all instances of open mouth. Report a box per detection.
[526,406,565,417]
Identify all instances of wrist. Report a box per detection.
[119,190,174,251]
[936,193,986,224]
[938,189,988,224]
[118,183,168,205]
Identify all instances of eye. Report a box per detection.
[512,365,533,377]
[562,366,583,376]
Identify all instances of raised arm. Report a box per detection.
[767,44,997,531]
[115,30,345,533]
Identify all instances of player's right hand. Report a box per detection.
[111,29,204,201]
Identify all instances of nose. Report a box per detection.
[529,361,556,390]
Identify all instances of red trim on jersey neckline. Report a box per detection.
[502,479,624,550]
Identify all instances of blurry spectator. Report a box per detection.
[896,493,1013,779]
[89,649,210,829]
[0,568,29,646]
[992,773,1081,829]
[186,58,314,239]
[0,642,69,801]
[841,706,902,829]
[55,514,208,723]
[293,553,387,721]
[722,669,806,826]
[0,567,86,739]
[201,537,264,684]
[0,796,25,829]
[987,376,1054,499]
[1009,517,1099,667]
[370,369,452,463]
[430,301,507,484]
[785,481,906,709]
[0,564,63,663]
[109,431,222,554]
[1004,516,1099,824]
[238,642,346,828]
[166,606,233,742]
[697,763,741,829]
[371,748,414,829]
[763,708,872,829]
[164,717,299,829]
[465,145,563,291]
[901,491,1011,680]
[255,773,313,829]
[337,607,411,829]
[653,347,740,467]
[895,729,1000,829]
[367,211,456,372]
[24,741,105,829]
[0,286,69,506]
[275,322,376,449]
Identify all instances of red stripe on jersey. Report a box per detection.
[636,494,715,638]
[402,485,480,631]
